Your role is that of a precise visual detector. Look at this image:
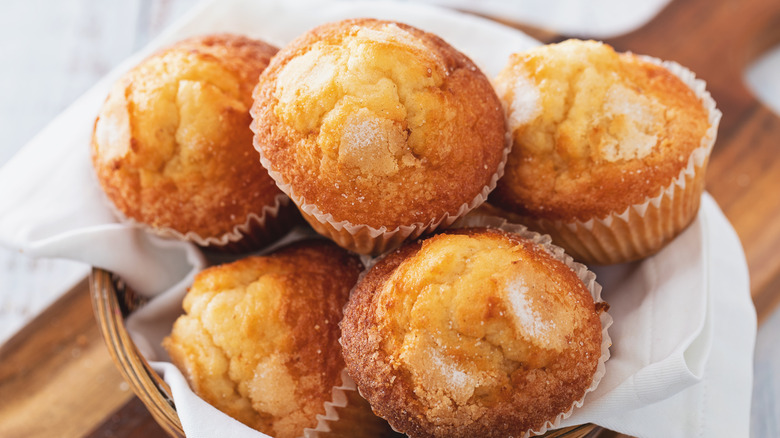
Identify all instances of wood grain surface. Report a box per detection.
[0,280,140,437]
[1,0,779,437]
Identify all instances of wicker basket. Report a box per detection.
[89,267,604,438]
[90,268,185,438]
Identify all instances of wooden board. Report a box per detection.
[607,0,780,323]
[1,0,779,436]
[0,280,143,437]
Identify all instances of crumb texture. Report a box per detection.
[253,19,507,228]
[492,39,710,220]
[341,229,604,437]
[163,241,363,438]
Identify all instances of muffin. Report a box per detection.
[92,34,295,252]
[251,19,509,254]
[163,240,367,438]
[340,226,609,438]
[490,39,720,264]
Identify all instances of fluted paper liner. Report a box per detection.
[303,369,399,438]
[252,120,513,255]
[498,56,721,265]
[103,191,296,253]
[336,217,612,437]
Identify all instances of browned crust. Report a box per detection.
[491,50,710,221]
[340,228,603,438]
[251,19,507,229]
[264,240,364,419]
[91,34,285,240]
[164,240,363,435]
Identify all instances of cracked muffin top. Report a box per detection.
[91,34,283,241]
[251,19,507,229]
[162,240,363,438]
[490,39,711,221]
[340,228,606,438]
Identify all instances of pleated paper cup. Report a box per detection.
[491,56,721,266]
[103,191,299,253]
[255,131,512,256]
[305,370,401,438]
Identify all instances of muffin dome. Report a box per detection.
[251,19,507,251]
[489,40,718,264]
[92,34,290,249]
[163,240,363,438]
[492,39,710,221]
[340,227,607,437]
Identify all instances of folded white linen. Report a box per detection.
[413,0,672,38]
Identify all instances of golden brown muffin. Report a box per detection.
[92,34,293,251]
[490,39,719,264]
[340,227,608,438]
[163,240,363,438]
[251,19,508,254]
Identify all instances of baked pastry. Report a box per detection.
[163,240,363,438]
[92,34,294,252]
[490,39,720,264]
[251,18,508,254]
[340,226,609,437]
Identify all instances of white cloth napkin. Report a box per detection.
[0,1,755,437]
[563,194,756,437]
[139,193,753,438]
[402,0,672,38]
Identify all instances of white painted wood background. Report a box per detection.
[0,0,199,344]
[0,0,777,436]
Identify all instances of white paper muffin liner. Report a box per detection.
[498,56,721,265]
[338,216,612,437]
[253,123,513,255]
[103,191,297,253]
[304,369,398,438]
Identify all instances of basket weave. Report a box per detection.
[90,268,184,438]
